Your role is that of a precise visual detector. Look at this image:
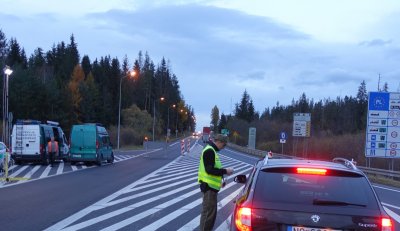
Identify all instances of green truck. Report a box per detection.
[69,123,114,165]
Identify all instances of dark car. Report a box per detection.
[231,156,394,231]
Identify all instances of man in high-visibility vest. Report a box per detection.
[47,136,59,167]
[198,134,233,231]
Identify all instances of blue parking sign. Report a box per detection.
[280,132,287,140]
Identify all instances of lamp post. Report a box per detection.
[152,100,155,141]
[152,97,165,141]
[117,70,136,150]
[175,110,178,138]
[3,66,13,146]
[166,104,176,141]
[176,109,184,138]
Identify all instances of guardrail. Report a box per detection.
[358,166,400,180]
[227,143,400,181]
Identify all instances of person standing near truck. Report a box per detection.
[47,136,58,167]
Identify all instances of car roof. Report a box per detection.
[261,158,361,174]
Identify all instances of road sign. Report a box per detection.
[292,113,311,137]
[365,92,400,158]
[248,127,256,149]
[221,128,230,136]
[280,131,287,143]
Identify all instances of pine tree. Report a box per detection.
[218,113,227,132]
[235,90,257,122]
[356,80,368,103]
[211,105,219,132]
[0,29,8,65]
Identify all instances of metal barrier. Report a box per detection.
[227,143,400,181]
[358,166,400,181]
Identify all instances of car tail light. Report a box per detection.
[235,207,252,231]
[96,140,99,149]
[40,144,43,154]
[297,167,327,175]
[382,218,393,231]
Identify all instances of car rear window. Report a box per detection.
[253,167,379,209]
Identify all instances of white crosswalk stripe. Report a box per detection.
[44,144,253,230]
[0,151,153,187]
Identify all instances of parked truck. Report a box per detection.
[202,126,211,143]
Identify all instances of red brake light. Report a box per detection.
[382,218,393,231]
[235,207,252,231]
[96,140,99,149]
[297,167,327,175]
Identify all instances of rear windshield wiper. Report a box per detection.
[313,199,366,207]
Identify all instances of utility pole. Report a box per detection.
[378,73,381,91]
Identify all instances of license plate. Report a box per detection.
[73,154,81,158]
[288,226,341,231]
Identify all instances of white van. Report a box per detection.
[11,120,69,165]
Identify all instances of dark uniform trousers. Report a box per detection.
[199,189,218,231]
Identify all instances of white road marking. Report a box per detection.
[383,206,400,223]
[44,145,253,230]
[40,165,52,178]
[56,162,64,174]
[374,185,400,193]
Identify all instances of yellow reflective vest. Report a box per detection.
[198,145,223,191]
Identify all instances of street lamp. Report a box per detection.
[3,66,13,146]
[166,104,176,141]
[152,97,165,141]
[117,70,136,150]
[176,109,185,137]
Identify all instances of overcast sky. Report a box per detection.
[1,0,400,129]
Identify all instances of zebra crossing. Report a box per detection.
[0,152,152,188]
[44,144,254,231]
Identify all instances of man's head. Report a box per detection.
[50,136,55,141]
[214,134,228,150]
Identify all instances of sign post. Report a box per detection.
[292,113,311,157]
[279,131,287,154]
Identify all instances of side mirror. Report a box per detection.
[234,174,247,184]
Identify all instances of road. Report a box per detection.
[0,138,399,230]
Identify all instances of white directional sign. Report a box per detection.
[365,92,400,158]
[292,113,311,137]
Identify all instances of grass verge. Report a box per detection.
[367,174,400,188]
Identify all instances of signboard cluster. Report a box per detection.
[292,113,311,137]
[365,92,400,158]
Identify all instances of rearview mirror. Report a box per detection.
[234,175,247,184]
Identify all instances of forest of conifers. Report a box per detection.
[0,30,195,144]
